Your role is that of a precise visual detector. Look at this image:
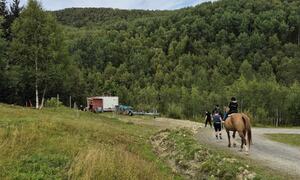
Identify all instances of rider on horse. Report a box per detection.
[224,97,238,120]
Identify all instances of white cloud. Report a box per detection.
[7,0,213,11]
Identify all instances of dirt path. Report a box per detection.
[115,115,202,133]
[116,115,300,178]
[197,127,300,178]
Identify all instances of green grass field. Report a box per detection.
[0,104,293,179]
[0,104,177,179]
[265,134,300,147]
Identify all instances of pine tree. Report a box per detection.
[3,0,23,40]
[0,16,8,102]
[0,0,8,17]
[9,0,22,19]
[0,0,8,38]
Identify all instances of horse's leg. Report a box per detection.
[238,131,246,152]
[232,131,237,147]
[244,130,247,146]
[227,130,231,147]
[243,130,249,155]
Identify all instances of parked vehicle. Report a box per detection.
[116,105,159,117]
[116,105,134,116]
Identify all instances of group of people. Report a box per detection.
[205,97,239,139]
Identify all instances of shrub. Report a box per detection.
[167,103,182,119]
[45,98,63,108]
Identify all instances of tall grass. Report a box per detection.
[0,104,175,179]
[68,145,162,180]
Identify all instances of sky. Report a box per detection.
[7,0,214,11]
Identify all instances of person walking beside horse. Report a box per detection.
[212,104,223,119]
[205,111,212,128]
[212,112,223,140]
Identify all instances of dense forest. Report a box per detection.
[0,0,300,125]
[53,8,171,27]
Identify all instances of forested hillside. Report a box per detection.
[53,8,172,27]
[1,0,300,125]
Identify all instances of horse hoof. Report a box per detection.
[239,149,243,152]
[233,144,237,147]
[228,145,231,148]
[245,152,249,156]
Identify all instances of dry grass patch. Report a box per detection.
[68,145,168,180]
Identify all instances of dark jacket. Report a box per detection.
[228,100,238,114]
[205,112,211,120]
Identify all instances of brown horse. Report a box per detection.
[223,113,252,154]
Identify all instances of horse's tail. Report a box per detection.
[242,114,252,148]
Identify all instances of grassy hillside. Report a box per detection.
[0,104,176,179]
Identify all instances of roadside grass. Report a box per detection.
[201,141,290,180]
[0,104,178,179]
[253,124,300,128]
[152,129,289,180]
[265,134,300,147]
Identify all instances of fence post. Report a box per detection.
[69,96,72,109]
[57,94,59,108]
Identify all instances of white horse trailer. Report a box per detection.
[101,96,119,112]
[87,96,119,112]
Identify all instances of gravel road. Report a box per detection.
[115,115,300,178]
[196,127,300,179]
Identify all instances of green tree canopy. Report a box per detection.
[10,0,69,108]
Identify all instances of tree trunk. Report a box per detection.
[276,108,279,127]
[298,26,300,46]
[39,88,46,110]
[57,94,59,108]
[35,83,39,109]
[35,55,39,109]
[69,96,72,108]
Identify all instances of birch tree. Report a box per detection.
[10,0,64,109]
